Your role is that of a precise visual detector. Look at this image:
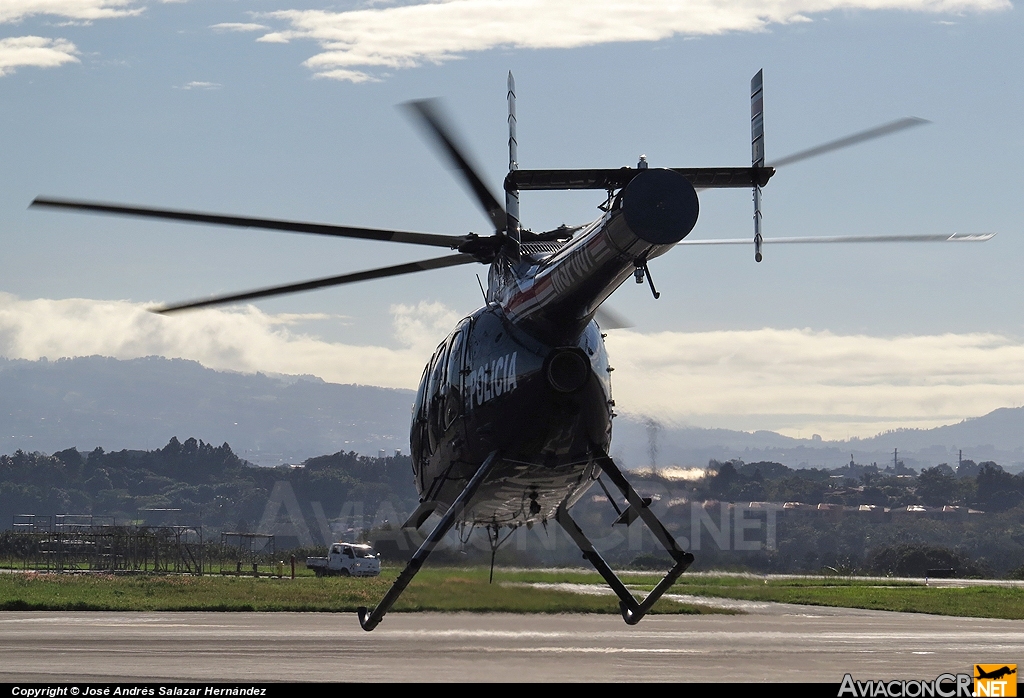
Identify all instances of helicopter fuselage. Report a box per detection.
[410,167,700,526]
[30,70,980,632]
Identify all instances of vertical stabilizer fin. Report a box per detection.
[506,71,522,258]
[751,69,764,263]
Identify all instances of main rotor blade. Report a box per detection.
[769,117,929,168]
[679,232,995,245]
[31,197,466,250]
[153,253,477,314]
[594,305,634,330]
[404,99,507,233]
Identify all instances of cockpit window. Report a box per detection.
[413,362,429,421]
[443,322,469,430]
[426,341,448,408]
[426,339,450,453]
[446,322,467,391]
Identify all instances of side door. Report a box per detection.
[425,338,451,455]
[329,544,343,570]
[340,545,355,573]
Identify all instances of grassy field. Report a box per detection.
[2,567,1022,619]
[639,574,1024,619]
[0,566,718,615]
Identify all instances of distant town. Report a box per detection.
[2,438,1021,579]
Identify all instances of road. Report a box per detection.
[1,606,1021,682]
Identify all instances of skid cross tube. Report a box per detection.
[358,451,500,631]
[555,451,694,625]
[593,452,690,561]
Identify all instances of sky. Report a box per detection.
[0,0,1022,441]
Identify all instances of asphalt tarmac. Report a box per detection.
[1,604,1021,682]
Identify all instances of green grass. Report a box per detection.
[634,575,1024,619]
[671,574,920,588]
[0,566,720,615]
[5,566,1018,619]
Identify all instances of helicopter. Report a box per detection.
[31,71,994,631]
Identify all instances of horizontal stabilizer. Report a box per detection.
[507,167,774,192]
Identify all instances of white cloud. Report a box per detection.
[0,294,439,389]
[312,68,380,83]
[254,32,290,44]
[390,301,461,354]
[0,35,78,75]
[3,294,1024,438]
[605,327,1024,438]
[256,0,1010,82]
[210,22,268,33]
[0,1,145,77]
[177,80,221,89]
[0,0,142,24]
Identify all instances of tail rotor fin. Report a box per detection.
[751,69,765,263]
[506,71,522,258]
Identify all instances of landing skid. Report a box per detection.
[358,450,499,631]
[357,449,691,630]
[556,451,694,624]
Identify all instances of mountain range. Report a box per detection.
[1,355,1022,472]
[0,356,411,465]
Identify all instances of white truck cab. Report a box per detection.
[307,542,381,577]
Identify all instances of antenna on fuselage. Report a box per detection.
[506,71,522,258]
[751,69,765,263]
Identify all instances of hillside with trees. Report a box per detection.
[615,459,1024,577]
[3,444,1023,577]
[0,438,418,538]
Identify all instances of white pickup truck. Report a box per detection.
[306,542,381,577]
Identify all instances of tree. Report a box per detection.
[917,467,957,507]
[975,463,1022,511]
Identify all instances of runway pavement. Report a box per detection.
[1,604,1021,682]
